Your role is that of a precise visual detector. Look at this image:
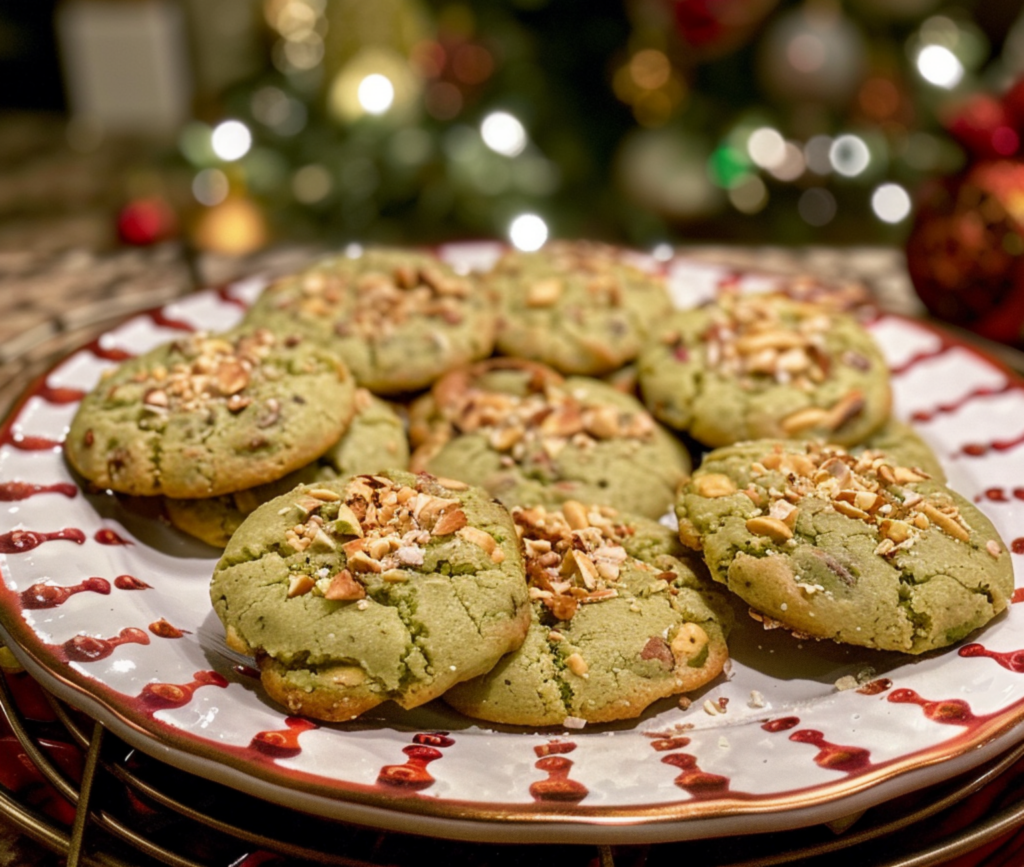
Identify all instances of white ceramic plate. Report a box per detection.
[0,247,1023,845]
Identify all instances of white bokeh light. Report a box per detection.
[358,74,395,115]
[829,134,871,177]
[192,168,229,206]
[872,183,912,223]
[211,120,252,162]
[481,112,527,157]
[509,214,548,251]
[916,45,964,89]
[747,127,787,170]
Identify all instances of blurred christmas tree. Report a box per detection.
[174,0,1024,252]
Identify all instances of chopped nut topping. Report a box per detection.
[514,502,639,621]
[684,294,845,395]
[732,442,973,555]
[418,362,656,475]
[132,329,279,417]
[282,474,495,601]
[273,254,473,339]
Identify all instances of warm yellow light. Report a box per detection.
[630,49,671,90]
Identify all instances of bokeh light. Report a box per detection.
[767,142,805,182]
[192,168,229,206]
[729,175,769,214]
[747,127,787,170]
[916,45,963,88]
[509,214,548,251]
[829,134,871,177]
[358,74,396,115]
[804,135,833,175]
[871,183,912,223]
[211,120,252,162]
[481,112,527,157]
[292,164,333,204]
[798,188,837,226]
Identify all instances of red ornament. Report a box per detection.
[943,94,1020,160]
[1001,75,1024,132]
[670,0,778,60]
[906,160,1024,344]
[117,197,178,246]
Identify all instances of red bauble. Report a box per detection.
[943,94,1020,160]
[117,197,178,246]
[670,0,778,60]
[906,160,1024,344]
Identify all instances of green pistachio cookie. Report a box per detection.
[410,359,691,520]
[676,440,1013,654]
[242,247,497,394]
[66,329,355,499]
[638,292,891,448]
[210,471,530,721]
[444,501,732,727]
[165,389,409,547]
[488,240,672,375]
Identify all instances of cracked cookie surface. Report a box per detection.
[488,240,672,375]
[444,502,732,726]
[676,440,1013,654]
[242,247,496,394]
[65,329,355,498]
[210,470,530,721]
[637,292,891,448]
[166,389,409,547]
[410,359,691,519]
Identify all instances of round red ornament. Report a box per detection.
[906,160,1024,344]
[117,197,178,246]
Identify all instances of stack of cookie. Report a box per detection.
[63,241,1013,727]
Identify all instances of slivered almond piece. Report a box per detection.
[562,500,590,530]
[893,466,927,485]
[568,550,600,589]
[879,519,913,544]
[824,390,865,430]
[833,500,870,521]
[695,473,736,498]
[287,574,315,598]
[324,569,366,601]
[433,476,469,491]
[745,516,793,543]
[526,278,563,307]
[307,487,341,502]
[565,653,589,677]
[347,551,384,573]
[214,360,249,395]
[918,503,970,541]
[458,526,498,555]
[432,508,469,536]
[781,407,830,434]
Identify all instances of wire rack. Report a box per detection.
[2,255,1024,867]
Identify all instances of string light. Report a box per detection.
[358,74,396,115]
[192,169,229,206]
[509,214,548,251]
[481,112,527,157]
[829,134,870,177]
[211,121,252,162]
[871,183,911,223]
[798,188,836,226]
[916,45,963,89]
